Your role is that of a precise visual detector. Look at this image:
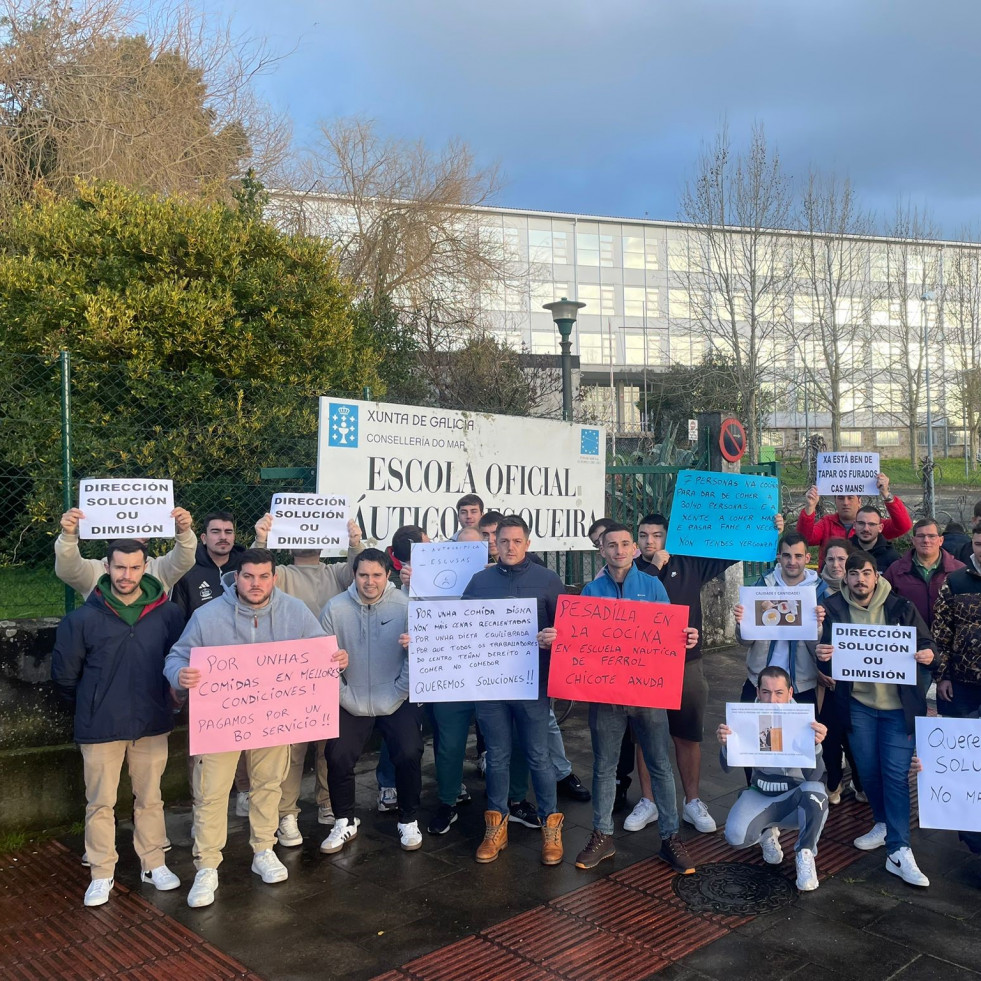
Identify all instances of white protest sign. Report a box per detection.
[831,623,917,685]
[816,452,880,495]
[266,493,349,549]
[77,478,175,539]
[408,598,539,702]
[915,716,981,832]
[738,585,818,641]
[408,541,489,599]
[725,702,816,769]
[317,398,606,550]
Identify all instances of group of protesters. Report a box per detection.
[49,473,979,910]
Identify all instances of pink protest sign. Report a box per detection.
[188,636,340,755]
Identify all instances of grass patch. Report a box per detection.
[0,565,72,619]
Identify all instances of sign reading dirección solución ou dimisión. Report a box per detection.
[317,399,606,550]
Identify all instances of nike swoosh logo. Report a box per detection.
[380,619,393,625]
[888,857,901,868]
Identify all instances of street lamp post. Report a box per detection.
[544,297,585,422]
[922,290,936,517]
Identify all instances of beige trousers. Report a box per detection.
[279,741,330,818]
[79,734,169,880]
[191,745,289,870]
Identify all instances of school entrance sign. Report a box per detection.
[317,399,606,550]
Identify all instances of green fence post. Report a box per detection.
[60,349,74,615]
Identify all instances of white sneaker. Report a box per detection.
[251,848,288,883]
[320,817,360,854]
[318,803,336,826]
[276,814,303,847]
[398,820,423,851]
[759,826,784,865]
[682,798,717,833]
[377,787,398,812]
[886,847,929,887]
[623,797,659,832]
[235,791,250,817]
[853,822,887,851]
[140,865,181,891]
[849,780,869,804]
[796,848,819,891]
[83,877,114,907]
[187,868,218,908]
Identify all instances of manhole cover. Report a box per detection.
[672,861,796,915]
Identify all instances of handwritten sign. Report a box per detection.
[266,493,349,549]
[665,470,779,562]
[816,452,880,496]
[738,585,818,641]
[409,541,489,599]
[77,478,175,539]
[724,702,816,769]
[408,598,539,702]
[548,595,688,709]
[188,637,340,754]
[830,623,917,685]
[916,716,981,832]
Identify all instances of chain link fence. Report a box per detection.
[0,351,361,619]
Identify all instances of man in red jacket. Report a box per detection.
[883,518,964,629]
[797,472,911,566]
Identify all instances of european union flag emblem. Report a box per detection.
[580,428,600,456]
[328,403,359,447]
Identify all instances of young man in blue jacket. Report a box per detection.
[574,523,699,874]
[52,539,186,908]
[462,514,567,866]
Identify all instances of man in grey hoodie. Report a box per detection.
[318,548,423,854]
[165,549,337,909]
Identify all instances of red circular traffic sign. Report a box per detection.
[719,417,747,463]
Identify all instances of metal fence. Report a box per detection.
[0,351,782,619]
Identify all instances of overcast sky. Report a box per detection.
[208,0,981,238]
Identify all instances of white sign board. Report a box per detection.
[77,478,175,539]
[831,623,917,685]
[916,716,981,832]
[738,585,818,641]
[816,452,880,495]
[407,598,539,702]
[317,398,606,550]
[688,419,698,442]
[725,702,816,769]
[266,493,349,549]
[408,541,489,599]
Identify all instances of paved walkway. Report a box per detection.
[3,647,981,981]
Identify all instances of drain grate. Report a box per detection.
[672,861,796,915]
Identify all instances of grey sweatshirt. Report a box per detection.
[164,571,326,690]
[320,581,409,717]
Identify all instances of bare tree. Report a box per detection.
[791,172,876,449]
[0,0,290,205]
[271,116,507,307]
[940,237,981,470]
[678,123,795,461]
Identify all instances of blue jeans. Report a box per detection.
[848,698,914,851]
[508,706,572,800]
[589,703,678,837]
[475,696,557,821]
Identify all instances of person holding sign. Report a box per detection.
[797,472,911,566]
[55,505,196,599]
[817,552,935,887]
[932,525,981,720]
[573,522,699,875]
[462,515,566,866]
[253,512,366,842]
[319,549,425,855]
[165,549,333,909]
[170,512,245,620]
[51,540,186,908]
[716,666,828,892]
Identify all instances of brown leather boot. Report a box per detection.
[476,810,508,863]
[541,812,564,866]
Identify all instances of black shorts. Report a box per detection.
[667,659,708,742]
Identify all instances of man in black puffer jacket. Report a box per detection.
[52,539,186,909]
